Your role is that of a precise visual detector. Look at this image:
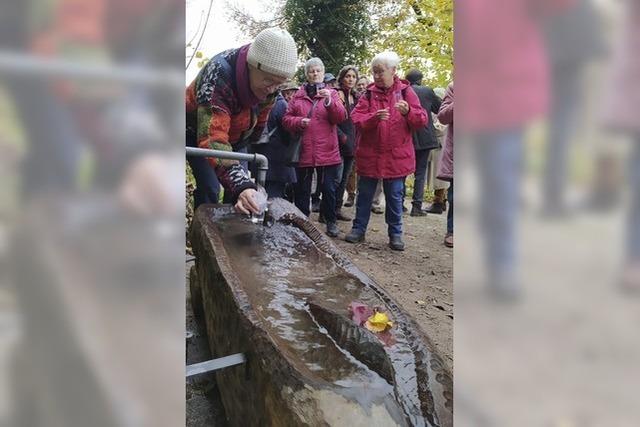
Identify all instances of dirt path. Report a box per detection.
[309,202,453,372]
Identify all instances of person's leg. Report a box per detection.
[383,178,404,237]
[371,179,384,213]
[345,167,357,206]
[285,183,296,203]
[336,156,354,208]
[187,156,220,209]
[626,139,640,263]
[476,129,524,296]
[320,165,340,224]
[412,149,429,206]
[543,65,582,214]
[621,138,640,290]
[444,181,454,248]
[265,181,286,199]
[311,167,323,211]
[336,156,354,220]
[447,181,454,235]
[321,164,341,236]
[294,167,313,216]
[411,149,430,215]
[348,176,377,239]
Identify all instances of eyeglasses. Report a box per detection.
[258,70,286,89]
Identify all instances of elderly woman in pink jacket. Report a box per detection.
[345,51,428,251]
[283,57,347,238]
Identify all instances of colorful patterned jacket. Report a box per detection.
[186,45,276,200]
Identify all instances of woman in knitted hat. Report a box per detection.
[186,27,298,214]
[283,57,348,238]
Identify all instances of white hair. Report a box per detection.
[371,51,400,69]
[304,57,325,74]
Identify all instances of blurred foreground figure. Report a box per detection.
[542,0,605,217]
[603,0,640,292]
[457,0,576,300]
[1,1,187,426]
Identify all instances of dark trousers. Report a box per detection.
[311,167,324,204]
[294,164,341,223]
[265,181,287,199]
[336,156,355,209]
[447,181,454,234]
[403,148,430,207]
[187,137,220,208]
[353,176,404,236]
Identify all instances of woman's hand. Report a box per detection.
[317,88,331,98]
[376,108,390,121]
[394,100,409,116]
[301,118,311,128]
[235,188,260,214]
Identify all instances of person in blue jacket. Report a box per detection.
[252,82,299,199]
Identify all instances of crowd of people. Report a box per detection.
[186,27,454,252]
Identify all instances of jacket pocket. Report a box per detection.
[392,141,413,160]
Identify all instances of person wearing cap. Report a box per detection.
[283,57,348,238]
[345,51,428,251]
[323,73,338,89]
[186,27,298,214]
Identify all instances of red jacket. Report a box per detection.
[283,86,347,168]
[352,77,428,178]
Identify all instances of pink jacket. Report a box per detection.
[437,83,454,181]
[282,86,347,168]
[351,77,428,178]
[456,0,575,131]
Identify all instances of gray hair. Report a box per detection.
[371,51,400,69]
[304,57,325,74]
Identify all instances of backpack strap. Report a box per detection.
[365,87,408,102]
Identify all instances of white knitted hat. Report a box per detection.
[247,28,298,79]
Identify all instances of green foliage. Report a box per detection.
[221,0,452,86]
[283,0,374,76]
[369,0,453,88]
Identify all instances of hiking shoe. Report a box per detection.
[389,235,405,251]
[410,206,427,217]
[336,210,352,221]
[371,205,384,214]
[326,222,339,238]
[344,194,355,207]
[345,230,365,243]
[444,232,453,248]
[425,202,445,214]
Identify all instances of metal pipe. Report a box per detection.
[186,147,268,187]
[0,51,183,89]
